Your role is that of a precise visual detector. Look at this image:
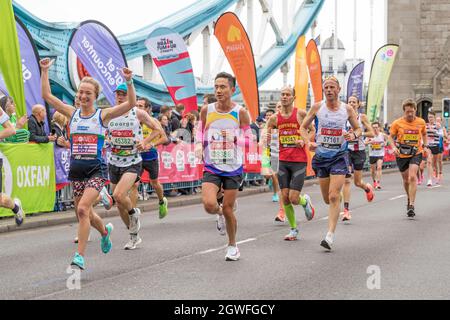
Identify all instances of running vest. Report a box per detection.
[70,109,106,161]
[141,123,159,161]
[347,114,365,151]
[204,103,243,176]
[107,107,143,167]
[369,133,385,157]
[277,108,307,163]
[315,102,348,158]
[426,123,440,147]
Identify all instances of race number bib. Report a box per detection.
[371,142,382,150]
[72,134,98,159]
[280,135,300,148]
[318,128,344,149]
[210,141,236,164]
[110,130,134,156]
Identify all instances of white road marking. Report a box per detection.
[390,195,406,201]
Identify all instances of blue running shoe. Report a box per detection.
[70,252,85,270]
[302,194,315,221]
[101,223,114,254]
[272,193,279,202]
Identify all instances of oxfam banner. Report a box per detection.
[0,143,56,217]
[69,21,127,105]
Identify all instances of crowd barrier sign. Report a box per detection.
[0,143,55,217]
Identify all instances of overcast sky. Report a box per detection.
[15,0,386,90]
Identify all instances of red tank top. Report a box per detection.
[277,108,307,163]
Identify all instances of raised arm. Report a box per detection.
[40,58,75,119]
[101,68,136,125]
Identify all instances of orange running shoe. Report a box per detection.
[365,184,374,202]
[342,208,352,222]
[274,208,286,225]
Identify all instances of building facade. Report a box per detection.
[388,0,450,122]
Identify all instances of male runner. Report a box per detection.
[266,87,315,240]
[300,76,361,251]
[196,72,252,261]
[425,111,440,186]
[435,116,447,184]
[342,96,374,221]
[365,122,389,189]
[388,99,427,218]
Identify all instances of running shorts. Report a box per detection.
[72,177,107,198]
[142,159,159,180]
[429,146,440,155]
[277,161,306,191]
[108,162,142,185]
[396,153,422,173]
[203,171,243,190]
[348,150,367,171]
[312,152,349,179]
[369,156,384,165]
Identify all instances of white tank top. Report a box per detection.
[69,109,106,161]
[368,133,385,157]
[316,102,349,158]
[426,123,440,147]
[204,103,243,175]
[107,107,143,167]
[347,114,366,151]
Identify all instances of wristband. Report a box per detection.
[126,79,133,85]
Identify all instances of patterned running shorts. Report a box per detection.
[72,177,107,198]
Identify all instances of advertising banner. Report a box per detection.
[214,12,260,121]
[145,27,198,114]
[294,35,308,110]
[0,0,26,119]
[0,143,56,217]
[367,44,399,122]
[54,146,71,187]
[69,21,128,105]
[347,61,365,102]
[306,39,323,104]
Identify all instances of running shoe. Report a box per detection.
[225,245,240,261]
[373,181,378,189]
[124,234,142,250]
[427,179,433,187]
[302,194,315,221]
[272,193,279,202]
[101,223,114,254]
[216,214,226,236]
[418,177,422,185]
[376,182,382,190]
[365,184,374,202]
[70,252,85,270]
[274,209,286,225]
[13,198,24,226]
[129,208,141,234]
[284,228,299,241]
[99,187,113,210]
[320,239,332,251]
[342,208,352,222]
[159,197,168,219]
[407,206,416,218]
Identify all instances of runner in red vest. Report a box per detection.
[266,86,315,241]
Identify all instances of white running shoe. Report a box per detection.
[13,198,24,226]
[99,187,113,210]
[129,208,141,234]
[427,179,433,187]
[216,214,226,236]
[225,245,240,261]
[124,234,142,250]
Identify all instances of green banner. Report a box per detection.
[0,0,26,118]
[0,143,56,217]
[366,44,399,123]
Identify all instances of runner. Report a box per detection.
[130,97,169,219]
[425,111,440,186]
[417,148,427,186]
[108,87,166,250]
[388,98,427,218]
[341,96,375,222]
[435,116,448,184]
[365,121,389,190]
[260,107,285,224]
[0,101,25,226]
[196,72,251,261]
[300,76,362,251]
[266,87,315,240]
[40,58,136,270]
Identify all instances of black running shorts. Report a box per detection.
[142,159,159,180]
[202,171,243,190]
[277,161,306,192]
[108,162,142,185]
[396,154,422,173]
[369,156,384,165]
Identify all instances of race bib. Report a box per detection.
[72,134,98,159]
[280,135,300,147]
[318,128,344,149]
[110,130,135,156]
[371,142,382,150]
[210,141,236,164]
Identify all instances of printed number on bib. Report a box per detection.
[280,135,299,147]
[318,128,344,149]
[210,141,236,164]
[111,130,134,148]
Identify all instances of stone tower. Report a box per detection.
[387,0,450,122]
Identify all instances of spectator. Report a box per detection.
[158,114,178,144]
[203,93,217,106]
[159,105,173,131]
[51,111,70,148]
[264,109,275,121]
[0,96,27,129]
[174,114,195,143]
[171,104,185,131]
[251,116,265,143]
[28,104,56,144]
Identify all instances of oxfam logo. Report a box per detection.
[0,152,13,197]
